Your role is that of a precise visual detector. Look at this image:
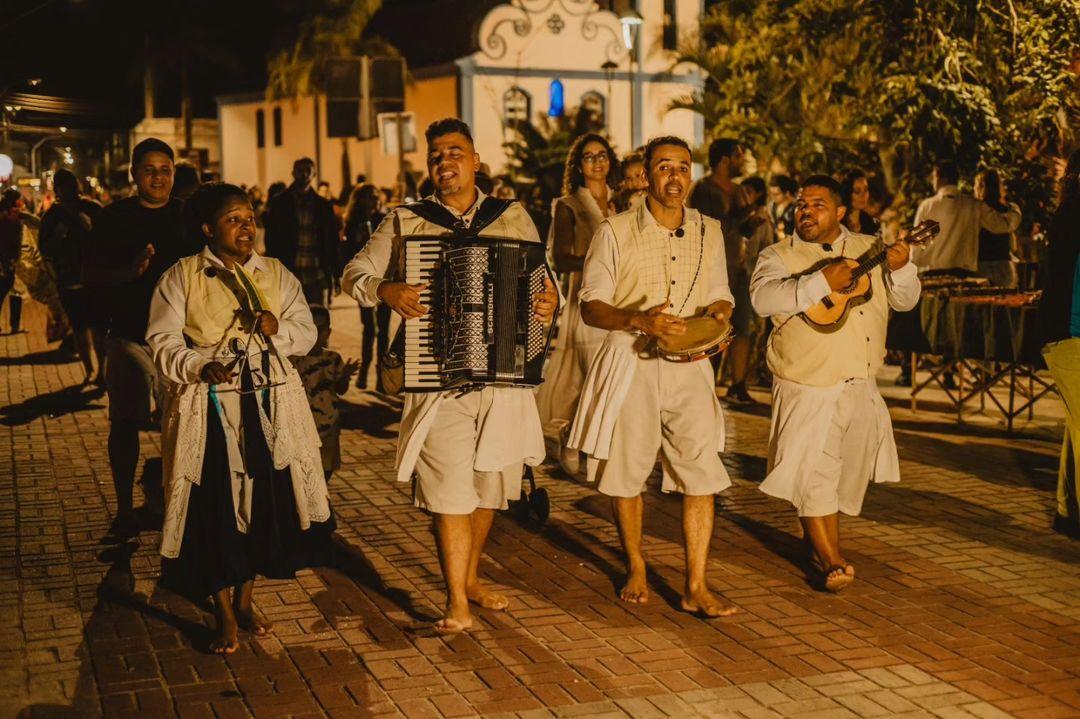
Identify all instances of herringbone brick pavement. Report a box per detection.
[2,299,1078,718]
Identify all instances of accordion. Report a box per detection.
[403,234,557,392]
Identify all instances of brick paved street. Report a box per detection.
[3,298,1079,719]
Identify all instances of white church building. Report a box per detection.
[216,0,704,192]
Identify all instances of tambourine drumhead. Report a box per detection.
[657,316,732,354]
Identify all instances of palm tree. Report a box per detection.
[266,0,387,102]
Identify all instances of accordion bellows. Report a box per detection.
[404,235,556,392]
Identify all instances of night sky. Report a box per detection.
[1,0,504,122]
[2,0,321,118]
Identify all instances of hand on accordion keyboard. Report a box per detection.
[377,281,429,319]
[532,275,558,323]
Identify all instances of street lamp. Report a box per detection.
[601,60,617,133]
[30,128,69,177]
[619,7,644,149]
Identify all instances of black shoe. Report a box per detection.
[942,373,957,390]
[895,372,912,387]
[105,513,139,541]
[1052,514,1080,539]
[724,384,755,405]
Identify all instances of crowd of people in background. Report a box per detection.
[0,130,1075,544]
[0,136,1060,401]
[0,117,1074,655]
[0,136,1062,406]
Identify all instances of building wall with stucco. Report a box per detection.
[215,0,703,193]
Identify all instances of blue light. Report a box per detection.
[548,79,564,117]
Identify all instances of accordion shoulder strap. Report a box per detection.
[404,196,514,236]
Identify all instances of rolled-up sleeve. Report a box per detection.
[270,268,316,357]
[884,261,921,312]
[978,201,1021,234]
[750,246,831,317]
[147,264,207,384]
[705,220,735,307]
[577,222,618,305]
[342,211,396,307]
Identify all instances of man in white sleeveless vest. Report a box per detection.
[341,119,557,634]
[568,136,738,617]
[750,175,920,592]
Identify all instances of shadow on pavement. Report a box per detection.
[321,534,440,625]
[892,426,1057,490]
[0,347,79,366]
[339,396,400,439]
[722,452,768,483]
[868,485,1080,563]
[0,385,106,426]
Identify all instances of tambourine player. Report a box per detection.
[566,135,739,618]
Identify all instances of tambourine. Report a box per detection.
[654,316,734,363]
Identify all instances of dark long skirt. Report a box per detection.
[160,359,335,602]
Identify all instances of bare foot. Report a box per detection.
[434,604,473,635]
[619,565,649,604]
[211,617,239,654]
[680,586,739,618]
[824,563,855,593]
[466,582,508,611]
[234,605,274,636]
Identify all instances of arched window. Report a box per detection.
[256,109,266,148]
[272,107,283,146]
[581,91,605,126]
[503,86,531,124]
[548,79,564,118]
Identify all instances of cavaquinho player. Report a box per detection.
[750,175,919,591]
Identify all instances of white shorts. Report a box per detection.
[591,357,730,498]
[413,389,523,514]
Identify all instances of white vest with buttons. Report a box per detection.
[607,203,720,318]
[767,232,890,386]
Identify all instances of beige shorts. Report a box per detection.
[414,389,523,514]
[105,337,162,424]
[592,357,730,498]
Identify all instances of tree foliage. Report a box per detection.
[266,0,388,101]
[675,0,1079,225]
[502,107,607,238]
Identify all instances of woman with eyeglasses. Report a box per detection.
[535,133,618,476]
[146,182,334,654]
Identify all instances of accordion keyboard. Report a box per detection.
[402,234,556,392]
[404,240,442,389]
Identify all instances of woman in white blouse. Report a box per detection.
[147,183,332,654]
[536,133,618,475]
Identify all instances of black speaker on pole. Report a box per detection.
[324,58,363,138]
[368,57,406,134]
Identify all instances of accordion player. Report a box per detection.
[403,234,558,392]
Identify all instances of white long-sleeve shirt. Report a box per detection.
[751,228,921,386]
[751,230,921,317]
[912,185,1021,273]
[147,247,316,384]
[340,191,548,483]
